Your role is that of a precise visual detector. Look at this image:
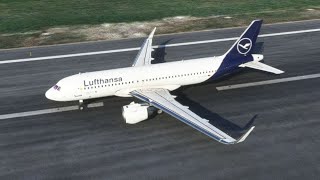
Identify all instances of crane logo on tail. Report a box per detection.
[237,38,252,55]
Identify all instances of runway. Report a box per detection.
[0,20,319,179]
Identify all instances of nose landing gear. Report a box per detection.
[79,100,87,110]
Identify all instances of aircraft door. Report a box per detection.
[74,73,84,99]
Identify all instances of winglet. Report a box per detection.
[148,27,157,39]
[236,126,255,143]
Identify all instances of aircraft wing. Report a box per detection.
[132,28,156,67]
[130,88,255,144]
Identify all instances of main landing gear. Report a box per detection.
[79,100,87,110]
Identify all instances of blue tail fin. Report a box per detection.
[224,20,263,58]
[212,20,263,79]
[212,20,283,79]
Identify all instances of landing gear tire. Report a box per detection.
[157,109,163,114]
[79,105,85,111]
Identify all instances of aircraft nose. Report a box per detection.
[45,88,55,100]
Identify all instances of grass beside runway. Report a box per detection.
[1,0,319,33]
[0,0,320,48]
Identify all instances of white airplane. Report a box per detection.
[46,20,284,144]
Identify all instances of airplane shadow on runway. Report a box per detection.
[253,42,264,54]
[152,40,264,64]
[152,39,173,64]
[173,91,258,138]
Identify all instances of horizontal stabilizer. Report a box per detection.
[240,61,284,74]
[236,126,255,143]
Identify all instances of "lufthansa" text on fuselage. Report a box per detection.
[84,77,123,87]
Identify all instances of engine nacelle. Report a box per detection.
[122,102,155,124]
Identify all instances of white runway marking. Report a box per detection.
[216,73,320,91]
[1,28,320,64]
[0,102,104,120]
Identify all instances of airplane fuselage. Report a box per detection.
[45,56,225,101]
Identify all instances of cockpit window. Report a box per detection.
[53,85,61,91]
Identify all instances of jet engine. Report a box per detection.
[122,102,158,124]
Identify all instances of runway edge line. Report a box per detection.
[0,102,104,120]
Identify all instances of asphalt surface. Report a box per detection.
[0,20,319,180]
